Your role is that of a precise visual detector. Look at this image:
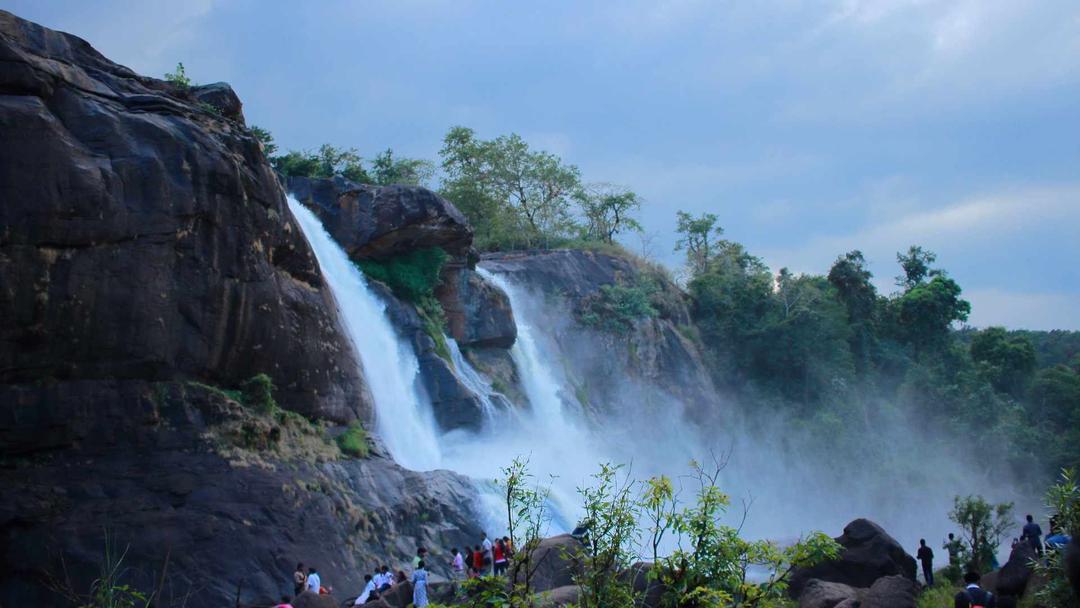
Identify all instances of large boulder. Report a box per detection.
[0,9,369,426]
[287,176,473,260]
[535,585,579,607]
[518,534,584,593]
[293,591,339,608]
[996,541,1037,597]
[191,81,244,122]
[798,579,858,608]
[437,267,516,348]
[789,519,917,598]
[625,562,666,608]
[861,574,917,608]
[376,581,413,608]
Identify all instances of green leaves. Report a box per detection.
[948,494,1014,573]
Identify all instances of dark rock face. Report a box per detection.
[798,579,858,608]
[437,267,516,348]
[191,82,244,122]
[861,574,917,608]
[370,282,487,431]
[1066,539,1080,597]
[293,591,339,608]
[518,534,584,593]
[0,11,482,608]
[0,382,481,608]
[287,175,473,260]
[536,585,580,607]
[481,250,721,423]
[789,519,917,598]
[995,541,1036,597]
[0,9,369,424]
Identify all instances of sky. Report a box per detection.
[7,0,1080,330]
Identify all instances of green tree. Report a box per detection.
[827,250,880,372]
[1033,468,1080,607]
[370,148,434,186]
[969,327,1037,398]
[675,211,723,277]
[895,245,939,290]
[576,184,643,244]
[948,495,1014,573]
[894,275,971,358]
[270,144,371,183]
[500,457,553,601]
[573,463,640,608]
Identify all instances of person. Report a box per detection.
[503,536,514,558]
[293,563,306,596]
[306,567,321,594]
[412,560,429,607]
[482,533,494,576]
[274,596,294,608]
[945,533,963,565]
[493,538,508,576]
[1022,514,1044,557]
[471,545,484,578]
[355,574,377,605]
[954,571,996,607]
[413,547,427,570]
[374,565,393,592]
[917,539,934,587]
[394,570,407,585]
[451,547,465,584]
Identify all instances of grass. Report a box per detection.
[336,421,371,458]
[916,584,961,608]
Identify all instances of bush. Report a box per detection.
[916,584,960,608]
[578,276,658,334]
[336,421,370,458]
[164,62,191,89]
[240,373,277,415]
[357,247,448,303]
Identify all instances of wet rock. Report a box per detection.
[519,534,584,593]
[287,176,473,260]
[790,519,917,598]
[293,591,338,608]
[996,541,1037,597]
[1066,539,1080,597]
[191,82,244,122]
[437,267,516,348]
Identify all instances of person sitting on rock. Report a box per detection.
[1022,514,1044,557]
[394,570,407,585]
[293,563,306,596]
[375,565,393,592]
[412,560,429,607]
[306,567,321,593]
[355,574,377,605]
[917,539,935,586]
[954,571,996,608]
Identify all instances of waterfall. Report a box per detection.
[288,196,442,471]
[446,337,501,421]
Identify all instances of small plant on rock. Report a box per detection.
[336,421,370,458]
[164,62,191,89]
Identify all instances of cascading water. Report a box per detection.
[288,196,442,471]
[446,337,502,421]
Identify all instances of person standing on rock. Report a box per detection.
[493,538,509,576]
[482,533,494,575]
[306,567,321,594]
[451,547,465,584]
[1022,514,1044,557]
[412,560,429,607]
[413,547,427,570]
[471,545,484,578]
[917,539,935,586]
[954,571,996,607]
[945,533,963,565]
[293,563,306,596]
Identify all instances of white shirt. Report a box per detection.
[307,572,321,592]
[482,538,493,555]
[355,579,376,605]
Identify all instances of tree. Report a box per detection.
[370,148,434,186]
[970,327,1037,398]
[1033,468,1080,607]
[894,275,971,358]
[948,495,1014,573]
[895,245,938,290]
[573,463,640,608]
[675,211,723,277]
[576,184,642,244]
[249,125,277,156]
[500,457,553,601]
[270,144,371,183]
[828,251,879,372]
[440,126,582,249]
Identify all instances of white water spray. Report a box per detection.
[288,196,442,471]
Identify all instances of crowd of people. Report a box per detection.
[271,531,515,608]
[911,513,1074,608]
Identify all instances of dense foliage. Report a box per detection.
[673,211,1079,483]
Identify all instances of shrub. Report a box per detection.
[578,276,658,334]
[336,421,370,458]
[164,62,191,89]
[357,247,448,303]
[240,373,277,415]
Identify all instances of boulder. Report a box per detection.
[377,581,413,608]
[996,541,1037,597]
[861,574,917,608]
[833,600,859,608]
[287,176,473,260]
[437,267,517,348]
[789,519,917,598]
[1066,539,1080,597]
[798,579,858,608]
[518,534,584,593]
[535,585,579,607]
[191,81,244,122]
[625,562,665,608]
[293,591,339,608]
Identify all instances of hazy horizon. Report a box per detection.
[7,0,1079,330]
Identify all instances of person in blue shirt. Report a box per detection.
[306,567,321,593]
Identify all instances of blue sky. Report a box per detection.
[8,0,1080,330]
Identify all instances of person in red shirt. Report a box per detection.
[493,539,509,575]
[471,544,484,577]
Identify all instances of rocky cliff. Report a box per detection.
[0,12,480,607]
